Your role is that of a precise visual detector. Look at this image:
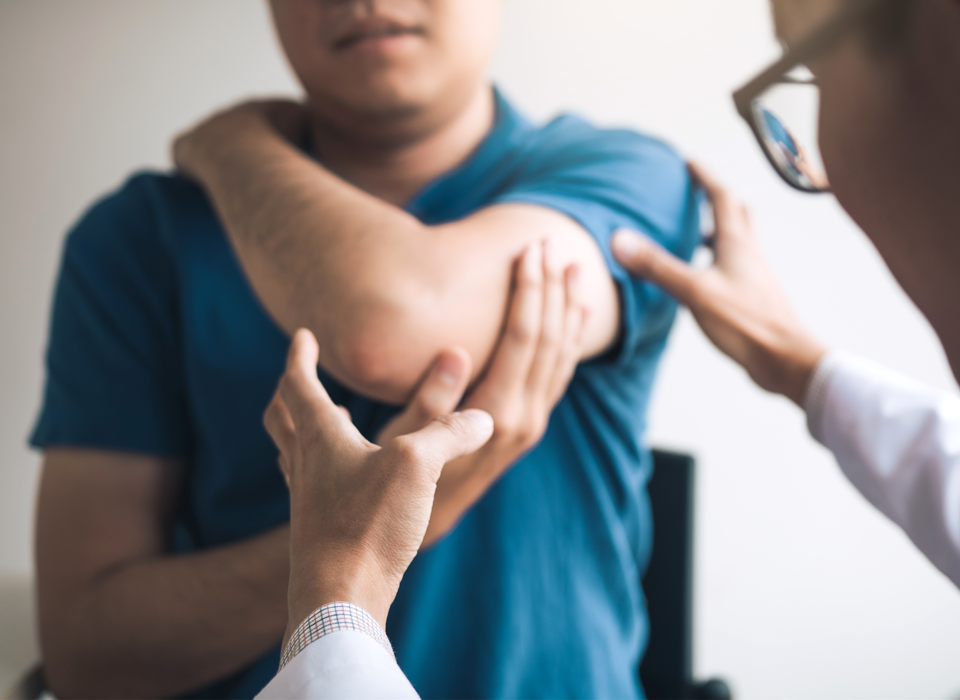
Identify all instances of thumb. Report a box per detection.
[377,348,472,445]
[394,410,494,481]
[408,349,472,425]
[612,229,699,306]
[281,329,359,440]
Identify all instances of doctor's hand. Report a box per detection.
[612,162,827,406]
[377,241,588,545]
[264,329,494,643]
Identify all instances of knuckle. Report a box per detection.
[390,435,423,464]
[263,403,277,430]
[493,412,520,438]
[506,322,538,346]
[279,372,297,400]
[539,326,562,348]
[543,263,564,285]
[516,267,543,289]
[413,399,441,425]
[640,249,663,276]
[515,425,534,445]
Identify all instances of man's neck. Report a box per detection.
[309,85,496,207]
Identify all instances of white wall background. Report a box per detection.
[1,1,958,697]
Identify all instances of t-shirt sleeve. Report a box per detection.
[492,119,700,365]
[30,174,190,457]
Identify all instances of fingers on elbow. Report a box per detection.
[495,409,548,452]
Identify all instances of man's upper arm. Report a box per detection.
[35,449,183,652]
[31,175,195,652]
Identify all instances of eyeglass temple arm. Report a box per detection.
[732,0,890,118]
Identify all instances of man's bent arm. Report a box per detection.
[178,110,619,404]
[36,449,290,699]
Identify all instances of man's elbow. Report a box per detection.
[41,631,107,700]
[39,598,129,699]
[42,627,165,700]
[329,311,432,405]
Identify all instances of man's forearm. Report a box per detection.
[179,109,619,404]
[44,526,290,699]
[184,111,435,401]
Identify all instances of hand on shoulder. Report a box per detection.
[612,161,827,405]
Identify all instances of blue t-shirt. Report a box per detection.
[32,91,699,699]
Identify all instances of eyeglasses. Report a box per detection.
[733,0,897,193]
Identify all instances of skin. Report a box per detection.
[36,1,598,695]
[377,244,588,544]
[35,452,292,698]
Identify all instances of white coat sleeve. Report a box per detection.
[805,351,960,588]
[255,601,420,700]
[256,629,420,700]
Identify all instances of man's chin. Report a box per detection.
[310,84,433,133]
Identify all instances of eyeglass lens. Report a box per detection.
[751,66,830,192]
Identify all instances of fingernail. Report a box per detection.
[458,409,494,434]
[612,230,646,259]
[435,352,465,386]
[566,264,581,286]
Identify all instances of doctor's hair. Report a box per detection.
[771,0,915,56]
[861,0,915,54]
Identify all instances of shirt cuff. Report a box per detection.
[279,602,394,671]
[804,350,848,445]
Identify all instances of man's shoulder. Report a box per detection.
[64,170,214,260]
[518,113,686,182]
[503,111,693,229]
[77,169,208,227]
[497,109,696,249]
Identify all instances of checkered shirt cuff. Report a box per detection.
[279,601,394,670]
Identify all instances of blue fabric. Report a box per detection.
[32,90,700,700]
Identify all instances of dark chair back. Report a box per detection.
[641,450,731,700]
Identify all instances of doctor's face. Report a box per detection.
[270,0,502,136]
[771,0,960,377]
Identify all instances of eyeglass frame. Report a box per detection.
[732,0,899,193]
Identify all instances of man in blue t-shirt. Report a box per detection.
[31,1,699,698]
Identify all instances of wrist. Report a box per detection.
[764,330,828,407]
[286,552,394,637]
[173,110,267,183]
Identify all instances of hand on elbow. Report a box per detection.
[376,242,589,544]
